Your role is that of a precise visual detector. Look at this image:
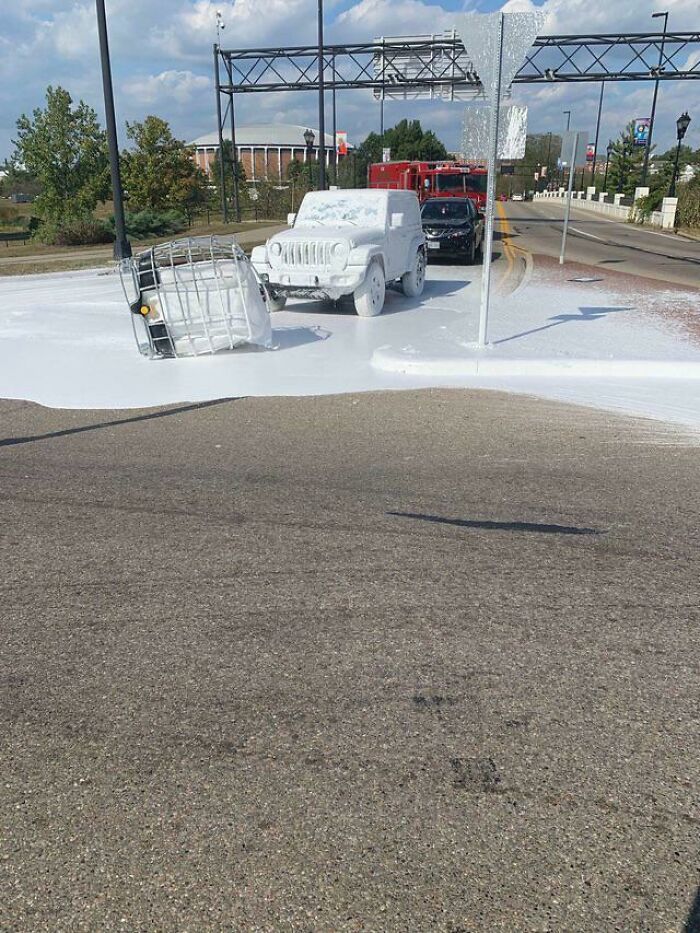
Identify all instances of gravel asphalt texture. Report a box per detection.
[1,389,699,932]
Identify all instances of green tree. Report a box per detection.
[12,86,109,226]
[210,139,249,216]
[608,122,648,197]
[0,159,42,199]
[358,120,448,165]
[122,116,208,215]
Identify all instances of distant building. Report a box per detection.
[189,124,350,183]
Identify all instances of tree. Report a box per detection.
[0,160,42,199]
[607,122,648,197]
[358,120,448,164]
[210,139,250,215]
[122,116,208,215]
[12,86,109,226]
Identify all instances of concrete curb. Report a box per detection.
[371,348,700,380]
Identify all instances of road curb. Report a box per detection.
[371,349,700,380]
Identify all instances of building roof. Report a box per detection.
[190,124,343,148]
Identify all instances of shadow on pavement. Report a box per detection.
[388,511,603,536]
[0,398,237,448]
[493,306,633,346]
[684,886,700,933]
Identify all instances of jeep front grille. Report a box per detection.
[281,240,333,268]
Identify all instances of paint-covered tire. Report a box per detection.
[354,260,386,317]
[265,290,287,312]
[401,247,426,298]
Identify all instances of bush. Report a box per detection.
[109,209,187,240]
[38,218,114,246]
[678,180,700,229]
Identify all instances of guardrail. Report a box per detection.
[534,188,677,229]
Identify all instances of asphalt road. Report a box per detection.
[1,390,699,931]
[501,200,700,290]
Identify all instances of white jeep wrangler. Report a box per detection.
[251,189,426,317]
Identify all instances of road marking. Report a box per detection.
[496,202,516,283]
[568,226,609,244]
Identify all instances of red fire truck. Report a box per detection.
[368,161,489,212]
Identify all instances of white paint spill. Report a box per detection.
[1,263,699,429]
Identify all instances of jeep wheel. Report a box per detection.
[265,289,287,312]
[401,247,426,298]
[354,260,386,317]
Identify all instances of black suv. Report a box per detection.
[421,197,484,264]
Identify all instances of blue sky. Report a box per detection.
[0,1,697,165]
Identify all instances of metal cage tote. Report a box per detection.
[120,236,273,359]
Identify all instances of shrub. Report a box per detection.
[678,180,700,229]
[107,209,187,240]
[38,218,114,246]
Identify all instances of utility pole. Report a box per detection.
[591,81,605,186]
[317,0,326,190]
[214,45,228,223]
[96,0,131,260]
[642,10,669,185]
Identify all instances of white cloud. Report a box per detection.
[123,70,211,107]
[0,0,697,160]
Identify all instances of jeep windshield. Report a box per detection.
[295,195,386,229]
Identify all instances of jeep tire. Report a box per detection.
[401,247,426,298]
[354,260,386,317]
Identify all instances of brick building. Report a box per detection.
[190,124,347,182]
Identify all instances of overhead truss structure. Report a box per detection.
[218,32,700,99]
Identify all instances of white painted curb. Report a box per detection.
[371,348,700,380]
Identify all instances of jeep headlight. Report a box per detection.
[269,241,282,265]
[330,241,349,270]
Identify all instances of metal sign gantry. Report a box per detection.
[218,31,700,97]
[213,30,700,221]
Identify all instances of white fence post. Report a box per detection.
[661,197,678,229]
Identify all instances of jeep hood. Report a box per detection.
[270,226,384,249]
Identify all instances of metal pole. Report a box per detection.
[317,0,326,190]
[214,45,228,223]
[564,110,571,131]
[477,12,504,349]
[591,80,605,185]
[642,11,668,185]
[332,54,337,186]
[669,137,681,197]
[96,0,131,260]
[560,133,577,265]
[227,60,241,222]
[380,37,385,141]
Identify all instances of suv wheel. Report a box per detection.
[354,260,386,317]
[401,247,426,298]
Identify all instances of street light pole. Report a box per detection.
[642,10,669,186]
[95,0,131,260]
[317,0,326,190]
[603,141,613,192]
[563,110,571,131]
[669,111,691,197]
[591,80,605,186]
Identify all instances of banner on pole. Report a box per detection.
[586,143,595,162]
[633,118,651,147]
[382,147,391,162]
[336,131,348,156]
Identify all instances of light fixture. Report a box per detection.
[677,111,691,141]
